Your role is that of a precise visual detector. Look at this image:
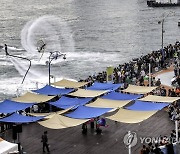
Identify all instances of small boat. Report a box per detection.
[147,0,180,7]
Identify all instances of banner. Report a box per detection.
[106,66,114,82]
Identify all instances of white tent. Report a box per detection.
[0,138,18,154]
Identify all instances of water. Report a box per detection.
[0,0,180,100]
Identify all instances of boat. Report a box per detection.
[147,0,180,7]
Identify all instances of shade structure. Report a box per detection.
[50,96,92,109]
[87,82,123,91]
[107,108,157,123]
[0,99,35,113]
[86,98,131,108]
[0,138,18,154]
[68,88,108,98]
[52,79,88,88]
[122,84,157,94]
[102,91,142,100]
[12,92,55,103]
[27,108,72,117]
[0,113,44,123]
[126,100,169,111]
[139,95,180,103]
[65,105,113,119]
[32,85,74,96]
[38,114,89,129]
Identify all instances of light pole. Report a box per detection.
[48,51,66,85]
[158,11,175,50]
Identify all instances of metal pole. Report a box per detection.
[48,56,51,85]
[161,19,164,50]
[128,131,132,154]
[175,120,179,143]
[149,63,151,87]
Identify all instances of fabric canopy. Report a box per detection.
[65,106,113,119]
[0,99,35,113]
[139,95,180,103]
[0,138,18,154]
[102,91,142,100]
[126,100,169,111]
[38,114,89,129]
[87,82,123,91]
[50,96,92,109]
[0,113,44,123]
[68,88,107,98]
[122,84,157,94]
[52,79,88,88]
[32,85,74,96]
[12,92,55,103]
[86,98,131,108]
[107,108,157,123]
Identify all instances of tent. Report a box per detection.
[0,99,35,113]
[38,114,89,129]
[52,79,88,88]
[102,91,142,100]
[32,85,74,95]
[0,138,18,154]
[106,108,157,123]
[87,82,123,91]
[86,98,131,108]
[122,84,157,94]
[0,113,44,123]
[50,96,92,109]
[126,100,169,111]
[68,88,107,98]
[65,105,113,119]
[139,95,180,103]
[12,92,55,103]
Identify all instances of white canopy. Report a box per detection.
[122,84,157,94]
[0,138,18,154]
[139,95,180,103]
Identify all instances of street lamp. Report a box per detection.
[158,11,175,50]
[48,51,66,85]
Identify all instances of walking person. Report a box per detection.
[41,131,50,153]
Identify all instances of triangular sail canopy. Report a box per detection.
[102,91,142,100]
[107,108,157,123]
[139,95,180,103]
[122,84,157,94]
[50,96,92,109]
[32,85,74,96]
[0,113,44,123]
[38,114,89,129]
[52,79,88,88]
[86,98,131,108]
[87,82,123,91]
[0,100,35,113]
[12,92,55,103]
[65,105,113,119]
[68,88,108,98]
[126,100,169,111]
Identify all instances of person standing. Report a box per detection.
[41,131,50,153]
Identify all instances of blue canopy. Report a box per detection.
[102,91,142,100]
[87,82,123,91]
[0,100,35,113]
[32,85,74,96]
[50,96,92,109]
[126,100,169,111]
[65,106,113,119]
[0,113,44,123]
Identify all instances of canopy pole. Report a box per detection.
[128,131,132,154]
[175,120,179,143]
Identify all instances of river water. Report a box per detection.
[0,0,179,100]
